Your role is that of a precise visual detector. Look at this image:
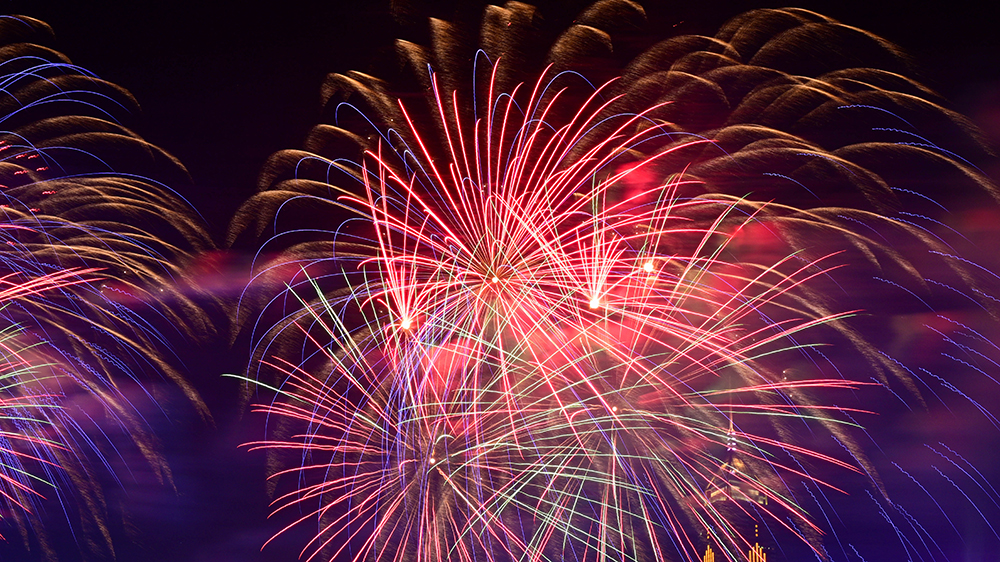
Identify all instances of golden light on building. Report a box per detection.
[702,417,770,561]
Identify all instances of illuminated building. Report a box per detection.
[702,418,771,562]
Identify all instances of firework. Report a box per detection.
[0,266,99,528]
[232,3,1000,561]
[0,15,219,558]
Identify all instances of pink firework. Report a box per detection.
[0,263,99,533]
[232,4,1000,562]
[241,61,888,562]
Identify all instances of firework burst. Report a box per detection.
[0,14,220,558]
[231,3,1000,561]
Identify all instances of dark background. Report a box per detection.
[0,1,998,561]
[5,0,999,235]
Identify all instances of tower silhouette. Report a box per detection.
[702,416,771,562]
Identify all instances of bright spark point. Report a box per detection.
[491,276,499,283]
[400,318,412,330]
[589,297,600,309]
[643,260,654,273]
[611,406,618,412]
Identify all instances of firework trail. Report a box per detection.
[230,3,1000,561]
[0,14,219,559]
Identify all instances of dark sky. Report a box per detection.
[5,0,1000,235]
[1,1,998,561]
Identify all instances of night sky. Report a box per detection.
[8,0,1000,232]
[1,1,999,561]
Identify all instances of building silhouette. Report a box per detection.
[702,418,772,562]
